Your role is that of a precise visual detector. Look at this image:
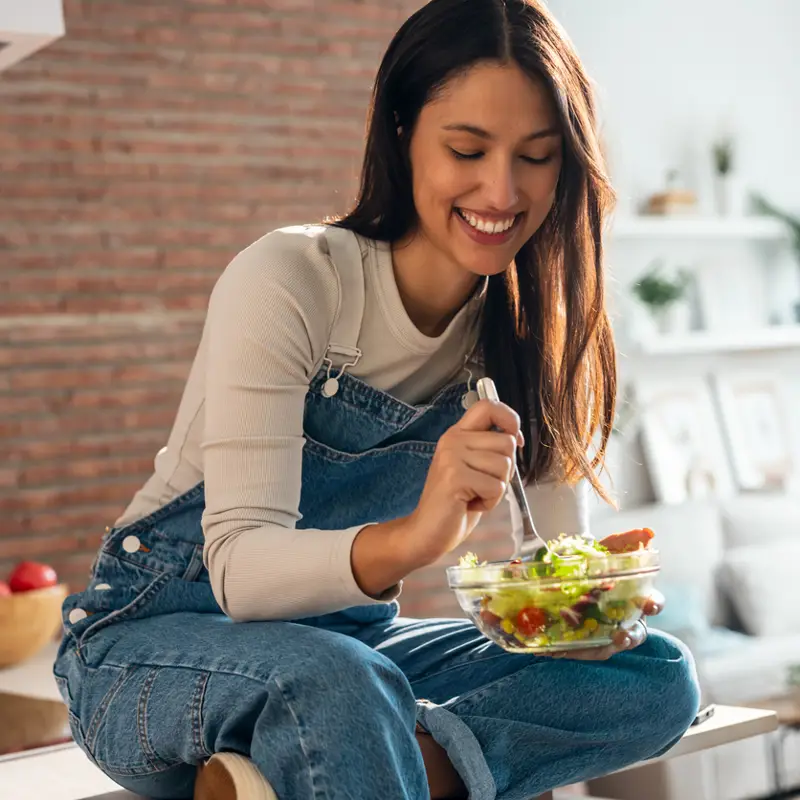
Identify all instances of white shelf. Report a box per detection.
[0,1,65,73]
[611,216,788,241]
[626,325,800,356]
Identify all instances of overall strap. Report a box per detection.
[321,225,367,396]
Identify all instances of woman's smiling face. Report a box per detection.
[406,60,563,277]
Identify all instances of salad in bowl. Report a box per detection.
[446,530,659,654]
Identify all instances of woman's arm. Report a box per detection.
[201,229,409,621]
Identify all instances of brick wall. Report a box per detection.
[0,0,514,619]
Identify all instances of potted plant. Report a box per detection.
[712,136,746,216]
[752,193,800,323]
[631,263,692,335]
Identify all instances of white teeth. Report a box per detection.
[458,209,516,234]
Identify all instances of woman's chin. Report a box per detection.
[455,252,514,278]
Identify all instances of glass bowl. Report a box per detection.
[446,548,659,654]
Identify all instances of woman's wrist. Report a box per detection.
[350,517,429,598]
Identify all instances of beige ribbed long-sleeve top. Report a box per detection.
[116,225,589,622]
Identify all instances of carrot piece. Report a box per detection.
[600,528,655,553]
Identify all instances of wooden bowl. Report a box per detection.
[0,584,69,668]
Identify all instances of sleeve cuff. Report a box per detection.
[332,523,403,605]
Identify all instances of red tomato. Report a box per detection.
[8,561,58,593]
[0,581,11,597]
[516,606,548,636]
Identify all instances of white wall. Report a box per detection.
[547,0,800,213]
[545,1,800,509]
[0,0,65,73]
[0,0,64,36]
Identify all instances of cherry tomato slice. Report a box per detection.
[516,606,548,636]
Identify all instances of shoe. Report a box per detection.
[195,752,278,800]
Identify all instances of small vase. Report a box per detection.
[714,173,747,216]
[653,302,692,336]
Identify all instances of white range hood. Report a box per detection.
[0,0,65,73]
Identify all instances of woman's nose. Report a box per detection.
[484,163,519,211]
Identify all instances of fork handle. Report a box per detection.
[475,378,540,546]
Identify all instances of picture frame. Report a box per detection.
[712,371,794,492]
[634,377,736,504]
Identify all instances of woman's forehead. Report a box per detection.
[422,62,559,136]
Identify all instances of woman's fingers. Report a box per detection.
[458,399,523,446]
[462,430,519,457]
[549,643,618,661]
[462,450,514,483]
[548,620,648,661]
[462,466,509,512]
[406,400,523,563]
[611,621,647,650]
[641,590,665,616]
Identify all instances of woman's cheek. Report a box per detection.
[532,164,562,209]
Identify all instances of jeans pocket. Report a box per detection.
[82,664,211,777]
[67,710,87,752]
[83,666,174,776]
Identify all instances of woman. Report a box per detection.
[54,1,700,798]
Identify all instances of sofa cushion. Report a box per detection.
[718,541,800,637]
[650,581,710,640]
[700,632,800,704]
[591,500,726,625]
[721,493,800,549]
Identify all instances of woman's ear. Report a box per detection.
[394,110,403,136]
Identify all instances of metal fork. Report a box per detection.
[476,377,552,559]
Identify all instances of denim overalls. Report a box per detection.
[54,227,699,800]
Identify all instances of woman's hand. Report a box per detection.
[547,590,663,660]
[548,527,663,660]
[401,399,524,569]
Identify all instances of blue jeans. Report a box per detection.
[55,529,699,800]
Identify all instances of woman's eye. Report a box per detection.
[521,155,554,165]
[449,148,554,165]
[450,148,483,160]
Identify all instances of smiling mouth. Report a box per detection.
[455,207,522,235]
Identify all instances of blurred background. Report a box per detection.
[1,1,799,798]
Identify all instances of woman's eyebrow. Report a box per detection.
[441,123,561,141]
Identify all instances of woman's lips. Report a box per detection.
[454,208,522,246]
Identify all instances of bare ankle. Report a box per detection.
[415,731,468,800]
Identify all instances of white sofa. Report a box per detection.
[588,494,800,800]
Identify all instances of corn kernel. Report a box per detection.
[501,619,515,634]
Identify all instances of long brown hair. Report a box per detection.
[335,0,616,500]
